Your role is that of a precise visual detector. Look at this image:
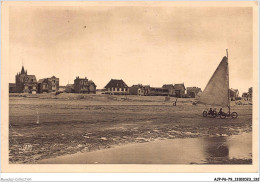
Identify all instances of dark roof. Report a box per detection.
[104,79,128,88]
[187,87,202,92]
[131,84,143,88]
[38,79,45,83]
[229,88,238,93]
[230,88,239,93]
[25,75,37,83]
[174,83,185,90]
[88,80,96,87]
[39,76,58,83]
[163,84,174,88]
[151,87,168,90]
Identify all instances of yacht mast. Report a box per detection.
[226,49,231,114]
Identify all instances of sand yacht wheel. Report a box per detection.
[230,112,238,119]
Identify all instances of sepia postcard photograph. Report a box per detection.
[1,1,259,173]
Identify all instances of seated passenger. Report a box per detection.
[208,108,213,115]
[219,108,223,115]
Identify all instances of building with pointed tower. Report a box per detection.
[15,66,37,94]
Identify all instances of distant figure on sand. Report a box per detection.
[173,98,177,106]
[36,110,39,124]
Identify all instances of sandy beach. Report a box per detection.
[9,93,252,164]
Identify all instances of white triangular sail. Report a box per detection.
[198,56,229,107]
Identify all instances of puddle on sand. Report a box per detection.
[38,132,252,164]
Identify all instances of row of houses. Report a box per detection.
[101,79,201,98]
[9,67,198,98]
[10,66,247,100]
[229,87,253,101]
[97,79,246,100]
[9,66,97,94]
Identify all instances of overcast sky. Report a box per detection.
[9,6,253,93]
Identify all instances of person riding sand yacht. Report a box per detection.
[208,108,213,115]
[219,108,223,115]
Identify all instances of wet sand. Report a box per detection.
[39,132,252,164]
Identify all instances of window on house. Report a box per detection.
[113,88,115,91]
[117,88,119,91]
[125,88,128,91]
